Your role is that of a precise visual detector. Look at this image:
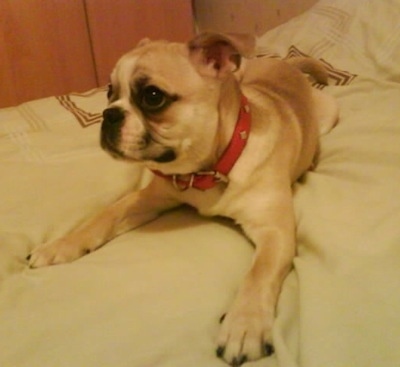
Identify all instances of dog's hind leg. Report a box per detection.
[312,88,339,135]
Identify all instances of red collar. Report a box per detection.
[152,95,251,191]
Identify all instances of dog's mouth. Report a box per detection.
[100,125,176,164]
[152,149,176,163]
[100,105,178,164]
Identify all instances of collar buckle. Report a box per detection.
[172,174,194,191]
[197,170,229,183]
[172,171,229,191]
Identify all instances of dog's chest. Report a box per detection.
[175,185,227,217]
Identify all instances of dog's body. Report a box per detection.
[28,33,338,366]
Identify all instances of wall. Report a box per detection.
[193,0,318,35]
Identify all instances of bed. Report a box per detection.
[1,0,400,366]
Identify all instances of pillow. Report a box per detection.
[257,0,400,81]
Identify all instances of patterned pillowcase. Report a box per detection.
[257,0,400,82]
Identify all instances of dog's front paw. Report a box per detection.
[216,300,274,366]
[27,237,90,268]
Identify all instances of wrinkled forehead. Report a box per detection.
[110,42,202,96]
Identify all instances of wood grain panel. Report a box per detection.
[0,0,97,107]
[85,0,194,86]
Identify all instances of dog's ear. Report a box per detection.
[137,38,151,47]
[188,32,256,78]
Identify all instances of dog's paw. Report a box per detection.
[216,301,274,366]
[27,237,90,268]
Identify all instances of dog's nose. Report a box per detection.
[103,107,124,124]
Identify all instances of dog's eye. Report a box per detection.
[107,84,113,99]
[141,86,167,111]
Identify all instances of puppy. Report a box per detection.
[27,33,338,366]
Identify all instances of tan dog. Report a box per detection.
[27,33,338,366]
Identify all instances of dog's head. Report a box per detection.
[101,33,255,174]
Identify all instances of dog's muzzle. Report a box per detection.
[100,107,126,156]
[100,107,176,163]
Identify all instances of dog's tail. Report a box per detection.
[286,57,329,85]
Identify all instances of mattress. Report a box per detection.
[1,0,400,366]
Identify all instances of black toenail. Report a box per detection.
[26,254,31,261]
[264,343,275,356]
[216,346,225,358]
[231,356,246,367]
[219,313,226,323]
[239,355,247,365]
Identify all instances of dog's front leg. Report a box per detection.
[28,179,179,268]
[217,190,296,366]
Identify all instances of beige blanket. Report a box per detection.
[1,1,400,366]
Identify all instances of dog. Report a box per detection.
[27,32,338,366]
